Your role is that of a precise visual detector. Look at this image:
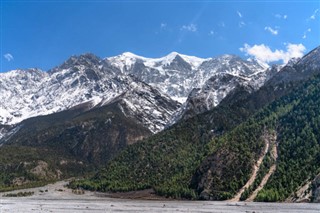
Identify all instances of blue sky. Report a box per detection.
[1,0,319,72]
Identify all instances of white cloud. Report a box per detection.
[274,14,287,19]
[181,24,197,32]
[160,23,167,29]
[237,11,242,18]
[239,21,246,28]
[240,43,306,64]
[3,53,14,62]
[209,30,214,36]
[310,8,319,20]
[275,14,281,19]
[303,34,307,39]
[264,26,278,35]
[302,28,312,39]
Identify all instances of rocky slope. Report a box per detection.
[109,52,273,123]
[0,54,180,135]
[107,52,208,102]
[177,65,278,120]
[108,52,269,103]
[0,51,271,138]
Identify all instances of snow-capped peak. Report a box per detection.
[108,52,147,71]
[154,51,181,65]
[177,53,211,69]
[143,52,209,69]
[0,50,275,137]
[121,52,146,59]
[171,52,210,68]
[107,51,210,71]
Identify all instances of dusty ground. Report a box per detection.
[1,181,320,212]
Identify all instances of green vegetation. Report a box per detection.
[0,145,91,192]
[196,74,320,201]
[70,119,209,199]
[69,99,254,199]
[254,76,320,201]
[73,73,320,201]
[192,120,267,200]
[3,191,34,197]
[69,87,265,198]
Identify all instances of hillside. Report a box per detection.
[71,47,320,202]
[0,100,151,191]
[192,74,320,201]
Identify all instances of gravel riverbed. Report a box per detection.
[1,181,319,213]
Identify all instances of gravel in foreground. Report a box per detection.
[1,181,319,213]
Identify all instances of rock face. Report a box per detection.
[172,59,277,121]
[107,52,209,101]
[181,73,253,120]
[104,52,273,125]
[108,53,269,103]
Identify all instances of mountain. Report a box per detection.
[0,53,182,190]
[0,49,287,194]
[107,51,209,102]
[0,101,151,190]
[108,52,268,103]
[176,65,279,120]
[0,51,270,139]
[108,52,271,121]
[0,73,180,166]
[71,46,320,202]
[108,52,271,122]
[3,98,152,161]
[0,54,180,135]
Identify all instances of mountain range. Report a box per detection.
[1,46,320,202]
[0,51,270,137]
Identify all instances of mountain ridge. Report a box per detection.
[0,51,269,133]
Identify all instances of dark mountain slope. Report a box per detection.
[0,100,151,191]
